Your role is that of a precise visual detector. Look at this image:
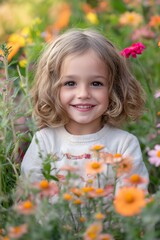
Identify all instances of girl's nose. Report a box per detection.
[77,85,91,99]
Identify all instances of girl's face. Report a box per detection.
[59,50,109,135]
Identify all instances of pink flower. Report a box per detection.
[120,42,146,58]
[148,145,160,166]
[154,90,160,98]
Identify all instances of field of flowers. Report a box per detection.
[0,0,160,239]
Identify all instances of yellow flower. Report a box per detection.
[19,59,27,68]
[114,187,146,216]
[119,11,143,27]
[86,12,99,25]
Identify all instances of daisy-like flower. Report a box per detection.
[15,200,35,215]
[149,15,160,27]
[88,186,113,198]
[120,42,146,58]
[63,193,73,201]
[84,222,102,240]
[125,174,148,186]
[60,164,79,172]
[90,145,104,151]
[116,157,133,177]
[86,161,105,175]
[148,145,160,166]
[114,186,146,216]
[34,179,59,197]
[8,224,27,239]
[119,11,143,27]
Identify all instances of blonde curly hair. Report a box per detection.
[31,28,145,129]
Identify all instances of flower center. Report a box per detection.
[156,150,160,158]
[23,200,33,209]
[96,188,104,194]
[130,174,140,183]
[91,162,101,169]
[113,153,122,158]
[125,193,135,203]
[39,180,49,189]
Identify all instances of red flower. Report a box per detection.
[120,42,146,58]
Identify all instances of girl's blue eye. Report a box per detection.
[91,81,103,87]
[64,81,76,86]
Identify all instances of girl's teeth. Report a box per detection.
[75,105,92,109]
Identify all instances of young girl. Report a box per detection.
[21,28,149,192]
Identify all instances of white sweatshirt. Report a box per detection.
[21,125,149,192]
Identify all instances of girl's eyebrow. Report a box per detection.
[61,75,107,80]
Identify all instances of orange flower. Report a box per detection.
[119,11,143,27]
[125,174,148,186]
[70,187,82,197]
[53,3,71,31]
[94,212,105,220]
[79,216,86,222]
[34,180,59,197]
[158,41,160,48]
[0,236,10,240]
[89,188,110,198]
[84,222,102,240]
[15,200,35,215]
[63,193,73,201]
[73,198,83,205]
[86,161,104,175]
[113,153,123,163]
[8,224,27,239]
[149,15,160,27]
[116,157,133,177]
[81,186,95,194]
[90,145,104,151]
[114,187,146,216]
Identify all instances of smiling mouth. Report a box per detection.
[71,104,95,109]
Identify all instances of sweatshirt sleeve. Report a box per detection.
[20,131,47,183]
[115,134,149,193]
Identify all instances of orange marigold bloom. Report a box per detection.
[84,222,102,240]
[86,161,104,175]
[116,157,133,177]
[8,224,27,239]
[114,187,146,216]
[15,200,35,215]
[119,11,143,27]
[149,15,160,27]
